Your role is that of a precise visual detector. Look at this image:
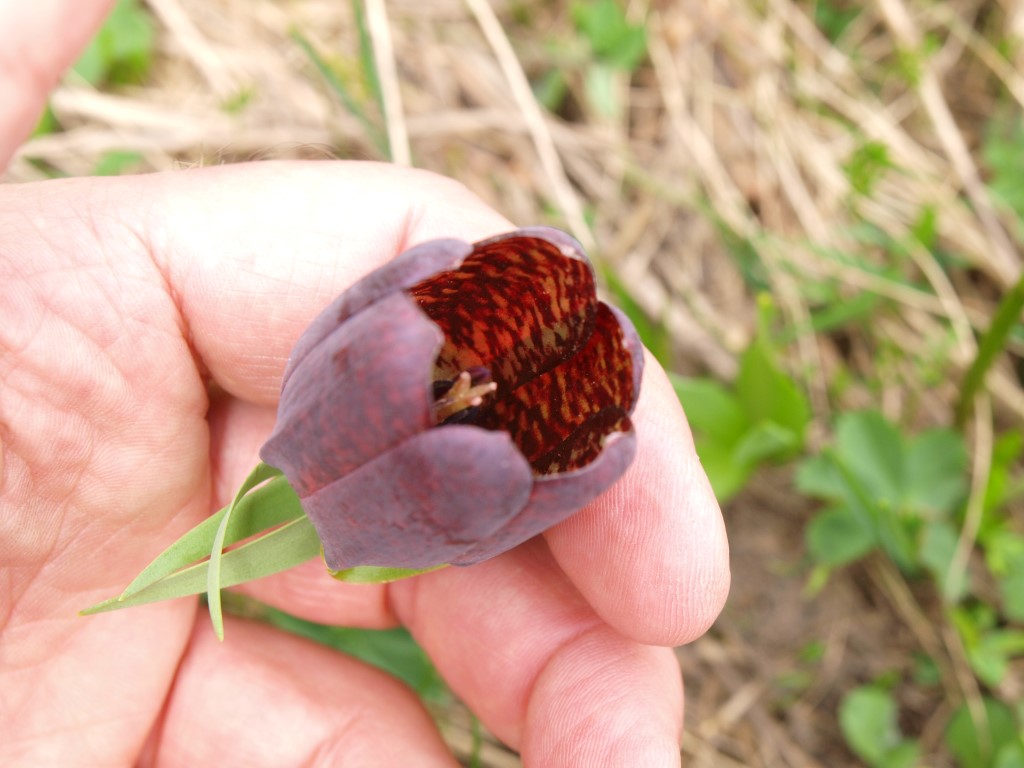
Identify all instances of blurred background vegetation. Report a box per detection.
[8,0,1024,764]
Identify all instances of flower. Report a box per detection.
[259,227,644,571]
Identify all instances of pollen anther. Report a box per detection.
[434,370,498,423]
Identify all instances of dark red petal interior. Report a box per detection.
[531,408,633,474]
[408,236,596,390]
[409,233,639,476]
[477,303,636,473]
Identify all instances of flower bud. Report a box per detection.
[260,227,643,570]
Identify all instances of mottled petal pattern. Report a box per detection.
[410,232,596,391]
[478,303,638,472]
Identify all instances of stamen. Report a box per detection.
[433,370,498,423]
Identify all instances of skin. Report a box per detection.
[0,3,730,766]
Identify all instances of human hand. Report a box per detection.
[0,6,729,768]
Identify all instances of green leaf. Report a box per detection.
[671,374,754,501]
[919,520,967,602]
[265,612,450,703]
[73,43,106,87]
[995,741,1024,768]
[951,602,996,647]
[800,411,972,574]
[983,527,1024,574]
[839,686,908,766]
[813,1,860,42]
[967,629,1024,688]
[352,0,383,118]
[32,105,60,138]
[904,429,968,517]
[805,290,882,335]
[833,411,905,505]
[571,0,647,71]
[733,421,801,467]
[119,471,303,599]
[82,516,322,615]
[330,564,446,583]
[946,698,1019,768]
[93,150,144,176]
[796,452,850,500]
[735,337,810,451]
[881,742,922,768]
[982,431,1023,522]
[533,68,570,112]
[911,204,938,250]
[843,140,893,197]
[673,328,809,502]
[671,375,747,443]
[807,506,876,567]
[208,463,283,640]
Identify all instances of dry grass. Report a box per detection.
[9,0,1024,764]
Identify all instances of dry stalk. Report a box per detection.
[875,0,1020,285]
[463,0,593,252]
[364,0,410,165]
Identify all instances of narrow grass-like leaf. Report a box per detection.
[120,471,300,599]
[208,463,282,640]
[804,291,881,336]
[330,564,447,583]
[81,516,321,615]
[957,272,1024,426]
[290,27,389,157]
[353,0,384,121]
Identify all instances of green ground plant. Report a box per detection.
[839,684,920,768]
[532,0,646,119]
[672,300,810,502]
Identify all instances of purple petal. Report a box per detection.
[451,429,637,565]
[261,291,441,496]
[282,238,472,390]
[303,425,533,569]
